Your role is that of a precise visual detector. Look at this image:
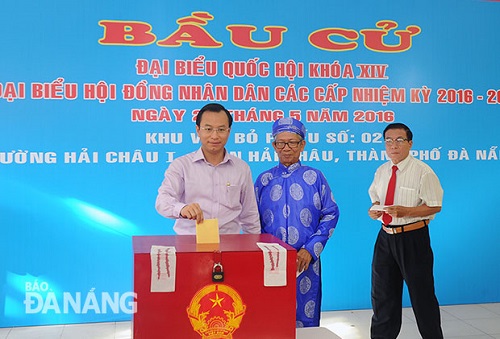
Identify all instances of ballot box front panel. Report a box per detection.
[132,234,297,339]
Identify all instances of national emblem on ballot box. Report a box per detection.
[186,283,246,338]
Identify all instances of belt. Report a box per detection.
[382,220,428,235]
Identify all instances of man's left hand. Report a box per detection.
[385,205,410,218]
[297,248,313,273]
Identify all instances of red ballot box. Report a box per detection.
[132,234,297,339]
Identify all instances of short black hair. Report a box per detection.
[196,103,233,127]
[383,123,413,141]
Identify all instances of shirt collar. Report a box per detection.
[193,148,231,165]
[278,161,301,176]
[391,154,412,172]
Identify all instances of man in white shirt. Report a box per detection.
[368,123,444,339]
[155,103,260,235]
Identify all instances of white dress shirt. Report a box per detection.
[368,155,443,225]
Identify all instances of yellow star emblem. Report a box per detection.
[210,293,224,308]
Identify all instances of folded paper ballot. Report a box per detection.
[196,218,220,244]
[369,204,390,212]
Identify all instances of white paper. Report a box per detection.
[256,242,287,287]
[150,245,176,292]
[369,204,390,212]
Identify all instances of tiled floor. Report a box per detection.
[1,303,499,338]
[321,303,500,339]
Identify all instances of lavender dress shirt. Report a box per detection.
[155,148,260,235]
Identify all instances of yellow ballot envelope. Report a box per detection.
[195,218,220,244]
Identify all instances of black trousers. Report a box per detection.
[370,226,443,339]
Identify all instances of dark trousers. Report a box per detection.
[370,226,443,339]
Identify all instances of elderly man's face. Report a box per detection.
[384,128,412,164]
[273,132,305,167]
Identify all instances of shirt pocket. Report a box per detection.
[399,186,419,206]
[222,184,241,210]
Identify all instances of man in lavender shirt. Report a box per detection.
[155,103,260,235]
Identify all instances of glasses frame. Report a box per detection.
[385,137,408,145]
[273,140,303,149]
[199,126,230,135]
